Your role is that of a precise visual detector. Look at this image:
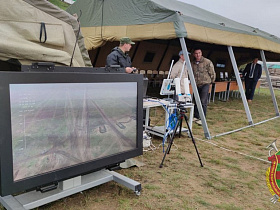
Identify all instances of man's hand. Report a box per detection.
[125,67,137,74]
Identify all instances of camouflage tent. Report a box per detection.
[67,0,280,54]
[0,0,91,67]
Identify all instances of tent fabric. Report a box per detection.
[67,0,280,54]
[0,0,92,67]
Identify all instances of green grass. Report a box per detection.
[49,0,70,10]
[1,87,279,210]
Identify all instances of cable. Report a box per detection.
[145,98,178,152]
[143,131,156,152]
[145,98,171,130]
[161,110,178,153]
[148,99,180,152]
[195,137,270,163]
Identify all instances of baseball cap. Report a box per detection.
[120,37,135,45]
[179,50,190,56]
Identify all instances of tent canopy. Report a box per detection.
[0,0,91,67]
[67,0,280,54]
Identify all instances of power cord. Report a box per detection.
[195,137,270,163]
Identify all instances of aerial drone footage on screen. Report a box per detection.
[10,82,137,181]
[0,71,143,196]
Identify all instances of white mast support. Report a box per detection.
[167,60,174,79]
[227,46,253,125]
[179,37,211,139]
[260,50,280,116]
[179,61,186,79]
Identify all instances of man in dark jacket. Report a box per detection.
[242,57,262,103]
[106,37,136,73]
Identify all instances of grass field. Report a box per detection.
[48,0,70,10]
[8,87,276,210]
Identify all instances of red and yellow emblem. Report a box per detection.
[266,144,280,203]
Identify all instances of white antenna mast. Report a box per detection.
[179,61,186,79]
[167,60,174,79]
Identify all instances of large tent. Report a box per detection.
[66,0,280,74]
[0,0,92,68]
[67,0,280,54]
[67,0,280,138]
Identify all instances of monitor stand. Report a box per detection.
[0,169,141,210]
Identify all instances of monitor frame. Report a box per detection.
[0,70,143,196]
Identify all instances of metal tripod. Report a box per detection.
[159,106,203,168]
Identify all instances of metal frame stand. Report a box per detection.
[159,105,203,168]
[0,169,141,210]
[260,50,279,116]
[228,46,253,125]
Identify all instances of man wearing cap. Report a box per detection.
[106,37,136,73]
[170,50,188,94]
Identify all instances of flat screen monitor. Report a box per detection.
[0,71,143,196]
[216,60,226,68]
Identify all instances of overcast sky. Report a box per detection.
[178,0,280,38]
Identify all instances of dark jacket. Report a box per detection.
[243,63,262,82]
[106,47,132,68]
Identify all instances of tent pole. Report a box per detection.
[179,37,211,139]
[260,50,280,116]
[227,46,253,125]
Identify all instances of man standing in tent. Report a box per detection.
[170,50,188,94]
[106,37,136,73]
[242,57,262,103]
[191,48,216,125]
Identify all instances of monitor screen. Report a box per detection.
[0,71,143,196]
[216,60,226,68]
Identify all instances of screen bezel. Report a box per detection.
[0,71,143,196]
